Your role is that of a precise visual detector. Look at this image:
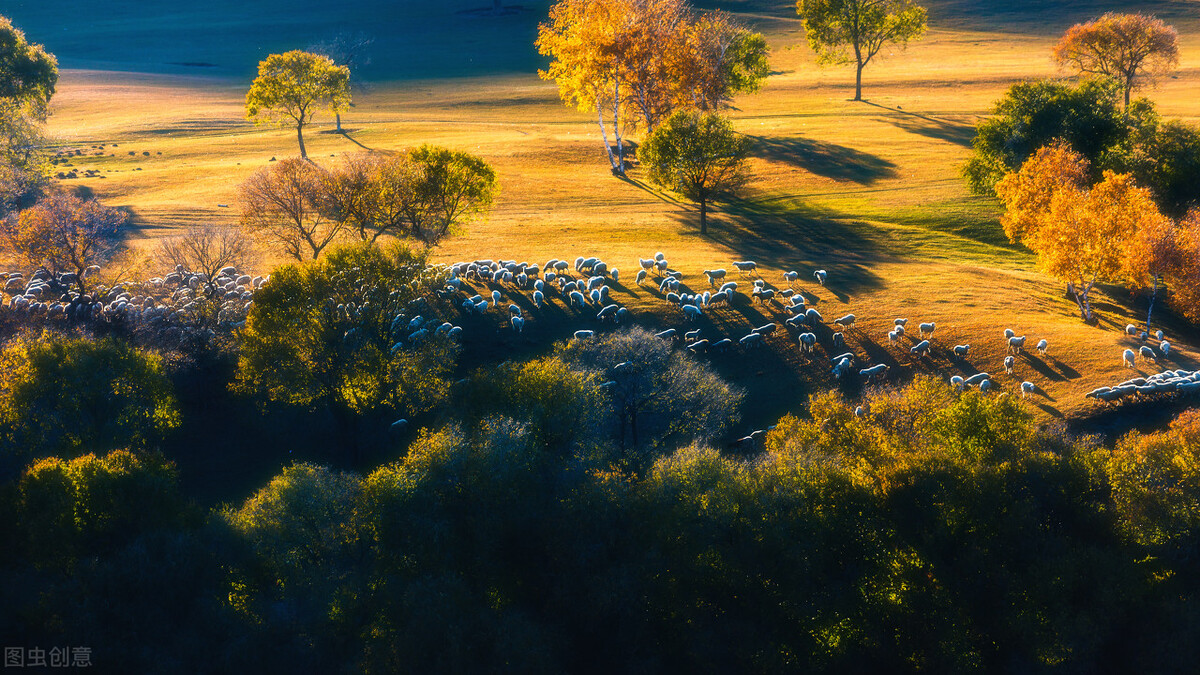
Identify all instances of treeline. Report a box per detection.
[4,369,1200,672]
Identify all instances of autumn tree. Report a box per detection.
[0,189,127,290]
[1167,210,1200,324]
[154,223,256,288]
[796,0,927,101]
[245,51,350,159]
[681,12,771,112]
[994,141,1090,245]
[239,157,344,261]
[1053,13,1179,109]
[1124,213,1180,329]
[640,110,748,234]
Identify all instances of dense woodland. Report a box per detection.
[4,2,1200,673]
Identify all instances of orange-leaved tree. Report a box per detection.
[1168,210,1200,323]
[994,141,1090,245]
[1052,13,1179,109]
[0,190,127,291]
[1123,212,1180,329]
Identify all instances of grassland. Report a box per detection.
[17,0,1200,436]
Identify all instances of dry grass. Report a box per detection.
[34,3,1200,432]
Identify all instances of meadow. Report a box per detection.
[15,0,1200,436]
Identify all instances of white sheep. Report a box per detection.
[814,269,827,285]
[574,329,594,340]
[1161,340,1171,356]
[965,372,989,386]
[798,332,817,353]
[859,364,888,381]
[687,339,710,353]
[1008,336,1026,354]
[1125,324,1138,336]
[1004,355,1015,374]
[979,379,994,394]
[1004,328,1015,339]
[656,328,677,341]
[782,271,799,285]
[510,316,525,333]
[919,322,935,338]
[805,308,823,325]
[1156,330,1165,341]
[834,314,856,329]
[950,375,965,392]
[1036,339,1048,356]
[654,251,666,262]
[685,329,702,342]
[703,269,727,286]
[1123,348,1136,368]
[682,304,703,321]
[888,329,902,345]
[1020,381,1035,398]
[910,339,931,356]
[753,322,778,336]
[639,258,655,271]
[732,261,758,276]
[739,333,764,349]
[635,269,647,285]
[894,318,908,327]
[1139,345,1156,362]
[508,304,522,316]
[953,344,970,359]
[533,291,545,308]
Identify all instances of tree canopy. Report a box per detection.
[238,157,345,261]
[0,15,58,112]
[245,51,350,159]
[640,110,749,234]
[796,0,927,101]
[1053,12,1179,108]
[0,189,128,290]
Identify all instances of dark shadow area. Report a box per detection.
[745,133,898,184]
[862,101,976,147]
[1021,353,1068,382]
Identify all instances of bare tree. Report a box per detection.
[239,158,344,261]
[155,224,257,286]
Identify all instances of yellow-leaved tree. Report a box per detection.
[245,51,350,159]
[1052,13,1179,109]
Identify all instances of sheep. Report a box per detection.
[510,316,525,333]
[785,313,806,329]
[1004,355,1015,374]
[656,328,678,341]
[509,304,522,316]
[684,329,702,342]
[1008,335,1027,354]
[1004,328,1015,339]
[805,308,823,325]
[833,314,856,329]
[779,288,795,298]
[953,344,970,359]
[1021,381,1035,398]
[569,290,586,308]
[919,322,936,338]
[639,258,655,271]
[554,261,570,274]
[1161,340,1171,356]
[950,375,965,392]
[752,288,776,304]
[798,332,817,353]
[718,281,738,294]
[1036,339,1048,356]
[687,339,710,353]
[491,290,502,305]
[615,307,629,323]
[782,270,799,285]
[859,364,888,381]
[574,329,595,340]
[964,372,990,386]
[1156,329,1165,341]
[832,357,854,378]
[1139,345,1156,362]
[753,322,778,336]
[739,333,764,349]
[832,332,845,350]
[390,419,408,432]
[855,406,865,418]
[888,329,902,345]
[894,318,908,327]
[703,269,727,286]
[655,252,666,262]
[533,290,545,308]
[597,304,619,322]
[814,269,827,285]
[611,269,619,282]
[732,261,758,276]
[635,269,647,285]
[910,339,931,357]
[589,289,603,305]
[656,260,670,272]
[593,262,609,277]
[979,379,994,394]
[1125,324,1138,336]
[682,304,703,321]
[1123,348,1136,368]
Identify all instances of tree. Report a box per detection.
[994,141,1089,245]
[639,111,748,234]
[554,326,743,465]
[0,189,127,291]
[963,79,1135,194]
[0,334,180,475]
[1119,120,1200,218]
[1123,213,1180,330]
[681,12,771,112]
[154,223,256,290]
[405,145,498,246]
[1167,210,1200,324]
[239,157,344,261]
[1052,13,1179,109]
[307,32,373,134]
[245,51,350,159]
[235,243,459,458]
[796,0,927,102]
[0,17,58,214]
[0,16,57,113]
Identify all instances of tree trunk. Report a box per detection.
[699,194,707,235]
[629,405,638,449]
[335,112,343,133]
[855,60,864,101]
[613,78,625,175]
[596,98,618,173]
[296,122,308,159]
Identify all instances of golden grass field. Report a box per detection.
[28,0,1200,434]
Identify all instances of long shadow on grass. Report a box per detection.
[862,101,976,147]
[690,196,887,298]
[745,133,898,184]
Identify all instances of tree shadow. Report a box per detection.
[745,133,898,184]
[862,101,976,147]
[1020,353,1068,382]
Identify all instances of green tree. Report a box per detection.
[0,334,180,476]
[0,17,57,214]
[245,50,350,159]
[640,110,748,234]
[234,243,459,458]
[405,145,498,246]
[0,16,58,111]
[555,326,743,464]
[796,0,927,101]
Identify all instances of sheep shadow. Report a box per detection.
[745,133,899,184]
[1020,352,1068,382]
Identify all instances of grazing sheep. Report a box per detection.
[953,344,970,359]
[805,308,823,325]
[1139,345,1156,362]
[1156,330,1165,341]
[1123,348,1136,368]
[656,328,677,341]
[1126,324,1138,336]
[887,329,902,345]
[574,329,595,340]
[687,339,710,353]
[894,318,908,327]
[655,252,665,262]
[533,291,545,308]
[753,322,778,336]
[1004,356,1015,374]
[739,333,764,349]
[635,269,647,285]
[611,269,619,282]
[1036,339,1048,356]
[855,406,865,417]
[964,372,990,386]
[979,379,994,394]
[718,281,738,294]
[732,261,758,276]
[509,304,522,316]
[798,332,817,353]
[510,316,525,333]
[752,288,776,304]
[1020,381,1035,398]
[1161,340,1171,356]
[569,291,586,308]
[491,290,502,305]
[950,375,965,392]
[597,304,619,322]
[814,269,827,285]
[910,339,931,356]
[703,269,727,286]
[684,329,702,342]
[639,258,655,271]
[834,314,856,329]
[1004,328,1015,339]
[1008,336,1026,354]
[682,304,703,321]
[832,332,845,350]
[832,357,854,378]
[782,271,799,285]
[859,364,888,381]
[710,338,733,353]
[919,322,936,338]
